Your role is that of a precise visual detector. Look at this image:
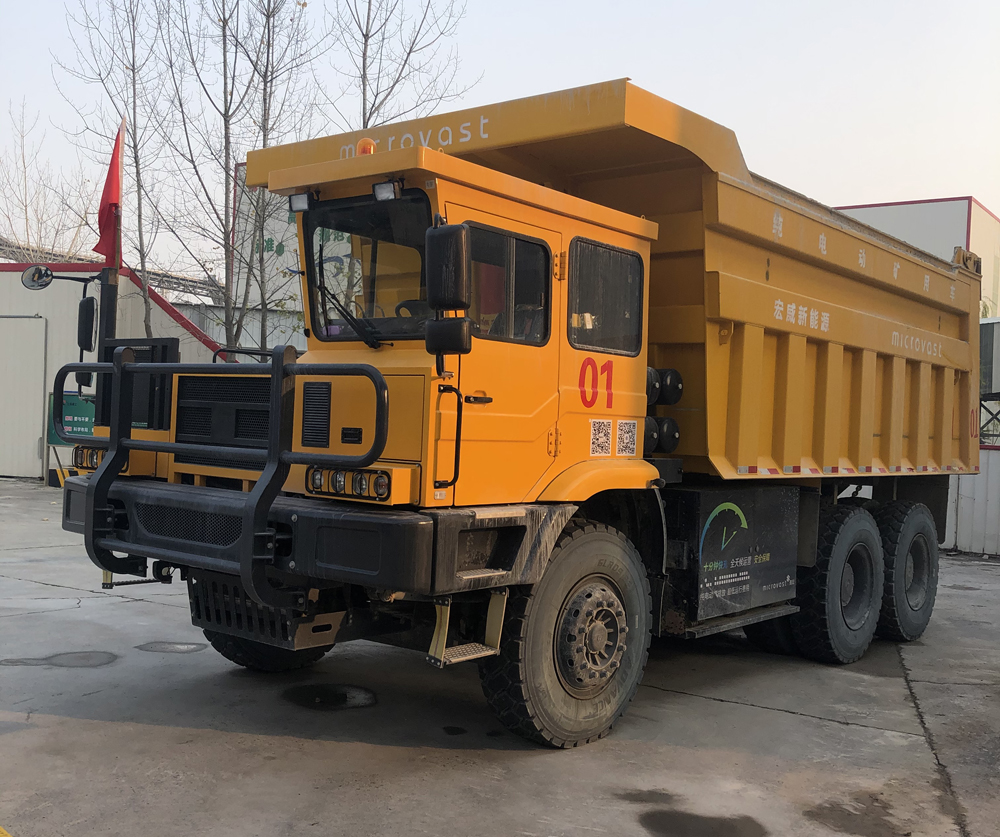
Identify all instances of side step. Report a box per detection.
[442,642,498,665]
[683,603,799,639]
[426,589,507,668]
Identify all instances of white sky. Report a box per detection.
[3,0,999,219]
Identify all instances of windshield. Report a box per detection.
[304,190,432,342]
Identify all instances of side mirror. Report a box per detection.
[425,223,471,310]
[21,265,54,291]
[78,297,97,353]
[426,318,472,356]
[425,223,473,364]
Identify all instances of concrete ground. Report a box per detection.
[1,479,998,837]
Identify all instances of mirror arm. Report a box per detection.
[48,273,101,285]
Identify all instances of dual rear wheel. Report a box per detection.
[744,501,938,662]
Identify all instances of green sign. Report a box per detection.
[48,393,95,446]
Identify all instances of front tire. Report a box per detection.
[791,506,884,664]
[204,631,333,672]
[874,501,939,641]
[479,520,651,747]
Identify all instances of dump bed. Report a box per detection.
[248,79,981,478]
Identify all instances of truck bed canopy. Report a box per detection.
[245,79,752,193]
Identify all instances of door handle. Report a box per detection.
[464,395,492,404]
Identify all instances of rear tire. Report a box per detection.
[204,631,332,673]
[873,501,939,641]
[791,505,884,664]
[479,520,651,747]
[743,615,798,655]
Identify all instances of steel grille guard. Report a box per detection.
[53,345,389,611]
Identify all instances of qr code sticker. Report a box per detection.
[590,420,612,457]
[616,420,638,457]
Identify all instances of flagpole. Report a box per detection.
[115,116,125,275]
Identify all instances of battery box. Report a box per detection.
[660,486,799,621]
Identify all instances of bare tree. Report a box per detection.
[154,0,262,350]
[234,0,318,349]
[324,0,472,131]
[0,102,95,263]
[155,0,317,351]
[57,0,167,338]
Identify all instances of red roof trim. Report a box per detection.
[835,196,974,211]
[3,261,104,272]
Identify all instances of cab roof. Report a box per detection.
[263,144,660,241]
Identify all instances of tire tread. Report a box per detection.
[873,501,938,641]
[478,519,650,748]
[792,505,882,664]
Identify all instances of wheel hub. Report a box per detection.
[556,580,628,697]
[840,544,874,630]
[905,535,930,611]
[841,564,856,603]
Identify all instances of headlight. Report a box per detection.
[73,447,85,468]
[87,449,99,468]
[333,471,346,493]
[372,473,389,499]
[310,469,324,491]
[353,472,368,496]
[372,180,401,201]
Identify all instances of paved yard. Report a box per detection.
[1,479,998,837]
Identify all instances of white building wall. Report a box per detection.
[946,448,1000,555]
[837,197,1000,316]
[174,303,307,352]
[971,202,1000,316]
[0,267,217,477]
[838,199,970,263]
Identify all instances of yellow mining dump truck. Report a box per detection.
[53,80,981,747]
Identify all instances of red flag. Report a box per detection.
[93,118,125,265]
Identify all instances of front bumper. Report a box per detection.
[63,476,434,591]
[63,476,576,596]
[53,345,392,610]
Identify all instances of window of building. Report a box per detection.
[568,238,643,356]
[467,226,550,345]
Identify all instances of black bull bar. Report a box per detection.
[54,345,389,611]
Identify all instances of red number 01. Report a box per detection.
[579,358,613,408]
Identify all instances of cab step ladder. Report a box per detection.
[426,589,507,668]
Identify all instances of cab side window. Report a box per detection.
[567,238,643,356]
[468,226,550,345]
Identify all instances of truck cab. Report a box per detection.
[276,144,660,511]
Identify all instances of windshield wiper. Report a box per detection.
[317,242,382,349]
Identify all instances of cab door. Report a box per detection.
[446,206,562,506]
